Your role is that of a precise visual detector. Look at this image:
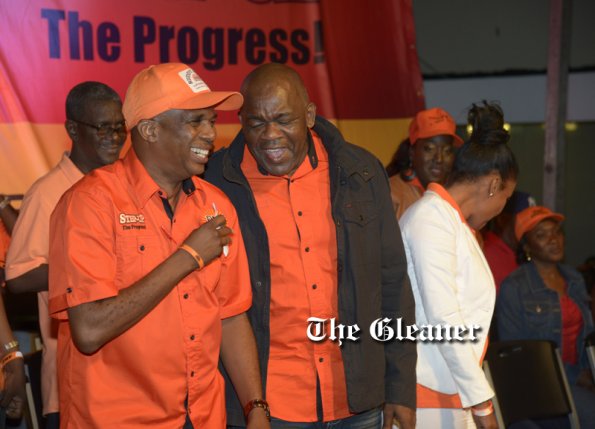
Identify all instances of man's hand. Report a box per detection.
[246,408,270,429]
[184,215,232,266]
[0,357,26,419]
[383,403,415,429]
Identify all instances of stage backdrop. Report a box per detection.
[0,0,424,194]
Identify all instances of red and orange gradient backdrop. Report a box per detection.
[0,0,424,194]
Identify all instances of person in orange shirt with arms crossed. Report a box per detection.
[48,63,269,429]
[5,82,126,429]
[206,63,416,429]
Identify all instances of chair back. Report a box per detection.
[483,340,579,428]
[586,330,595,385]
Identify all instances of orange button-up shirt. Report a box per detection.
[242,133,350,422]
[48,148,252,429]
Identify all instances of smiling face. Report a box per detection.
[524,219,565,263]
[151,108,217,179]
[71,99,126,172]
[240,68,316,177]
[410,134,456,187]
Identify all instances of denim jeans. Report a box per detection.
[268,407,382,429]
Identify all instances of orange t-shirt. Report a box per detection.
[242,133,351,422]
[5,154,83,416]
[48,149,252,429]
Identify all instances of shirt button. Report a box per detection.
[298,211,303,216]
[336,220,342,227]
[255,281,262,288]
[183,293,189,299]
[305,247,310,252]
[319,357,324,363]
[139,245,145,251]
[190,335,195,341]
[190,371,195,377]
[312,284,317,290]
[158,191,163,196]
[66,287,72,293]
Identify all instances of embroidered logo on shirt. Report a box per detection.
[119,213,146,230]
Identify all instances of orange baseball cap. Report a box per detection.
[409,107,464,147]
[515,206,565,241]
[123,63,243,129]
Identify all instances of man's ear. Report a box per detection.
[65,120,78,141]
[306,102,316,128]
[136,120,158,142]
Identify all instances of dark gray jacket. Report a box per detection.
[205,116,416,425]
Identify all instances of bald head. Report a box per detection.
[239,63,316,177]
[240,63,310,108]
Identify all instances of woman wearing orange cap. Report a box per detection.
[497,206,595,427]
[399,102,517,429]
[389,107,463,219]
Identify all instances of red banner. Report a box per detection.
[0,0,424,193]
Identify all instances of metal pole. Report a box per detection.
[543,0,572,211]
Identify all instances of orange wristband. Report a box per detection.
[1,351,23,369]
[179,244,204,270]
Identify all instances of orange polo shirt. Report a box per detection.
[48,148,252,429]
[417,183,488,409]
[242,133,350,422]
[5,154,83,416]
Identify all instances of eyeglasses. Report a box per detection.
[72,119,127,137]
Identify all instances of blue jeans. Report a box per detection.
[269,407,382,429]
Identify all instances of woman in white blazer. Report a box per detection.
[399,102,518,429]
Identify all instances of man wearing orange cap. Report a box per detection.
[389,107,463,219]
[48,63,268,429]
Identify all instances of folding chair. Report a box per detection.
[586,330,595,385]
[23,351,42,429]
[483,340,579,429]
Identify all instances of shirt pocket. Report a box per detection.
[114,235,163,289]
[343,200,378,227]
[523,300,553,330]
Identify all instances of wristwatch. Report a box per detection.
[243,398,270,422]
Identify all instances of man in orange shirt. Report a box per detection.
[5,81,126,429]
[205,63,416,428]
[48,63,268,429]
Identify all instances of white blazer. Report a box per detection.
[399,189,495,408]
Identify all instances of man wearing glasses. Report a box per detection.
[5,81,126,429]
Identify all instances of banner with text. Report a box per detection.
[0,0,424,193]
